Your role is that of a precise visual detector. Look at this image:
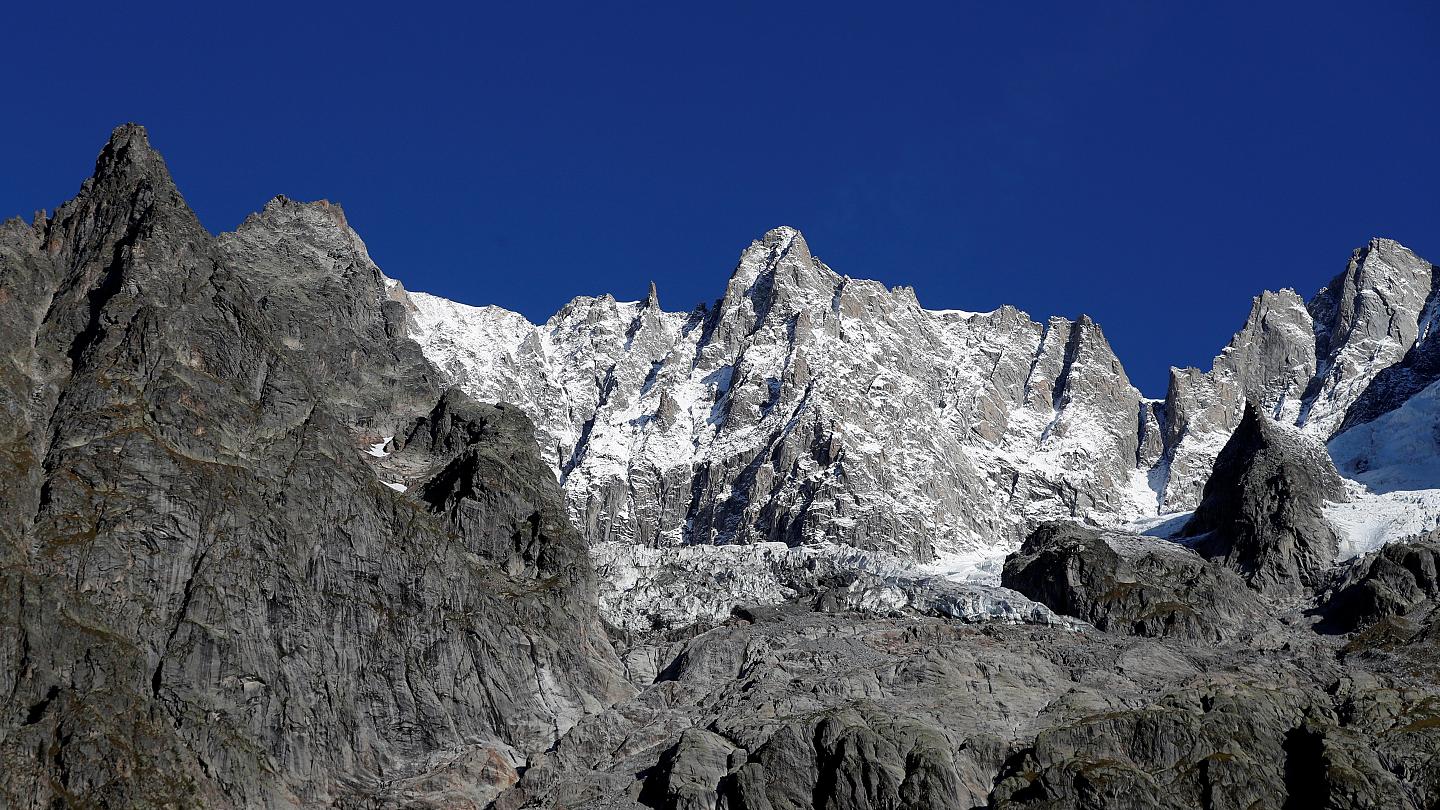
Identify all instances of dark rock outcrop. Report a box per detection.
[1003,522,1267,642]
[1179,403,1348,594]
[716,707,967,810]
[0,125,628,808]
[989,683,1417,810]
[638,727,736,810]
[1318,537,1440,634]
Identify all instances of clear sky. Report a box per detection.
[3,2,1436,396]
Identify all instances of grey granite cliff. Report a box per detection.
[0,125,629,807]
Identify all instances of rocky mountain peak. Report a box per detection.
[259,193,350,227]
[9,127,1440,809]
[70,123,198,236]
[1155,238,1436,512]
[1313,237,1434,338]
[236,195,357,246]
[402,217,1440,577]
[42,122,203,256]
[713,226,842,336]
[223,195,380,290]
[89,123,170,186]
[0,125,639,806]
[1301,236,1434,433]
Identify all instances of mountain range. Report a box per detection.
[399,220,1438,630]
[2,126,1438,809]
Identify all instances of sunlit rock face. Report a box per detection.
[405,230,1437,552]
[408,227,1160,565]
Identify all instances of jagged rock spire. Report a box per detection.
[80,124,192,221]
[1180,402,1348,593]
[92,123,164,178]
[37,122,207,267]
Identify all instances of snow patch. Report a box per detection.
[1326,486,1440,559]
[1330,379,1440,493]
[1323,379,1440,555]
[1126,510,1195,540]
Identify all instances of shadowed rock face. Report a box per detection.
[1318,536,1440,634]
[0,125,629,808]
[1003,522,1268,642]
[1180,403,1348,594]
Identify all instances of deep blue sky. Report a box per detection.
[3,2,1436,395]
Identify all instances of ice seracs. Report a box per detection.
[592,539,1063,632]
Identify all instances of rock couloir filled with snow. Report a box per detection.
[398,228,1439,626]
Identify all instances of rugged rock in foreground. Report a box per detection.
[1003,522,1268,642]
[501,602,1440,810]
[1180,403,1348,594]
[1318,536,1440,634]
[0,125,628,808]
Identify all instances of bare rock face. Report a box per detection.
[0,125,628,808]
[500,599,1440,810]
[637,728,737,810]
[1318,536,1440,633]
[1180,403,1348,594]
[1003,522,1268,642]
[988,683,1419,810]
[1159,239,1437,511]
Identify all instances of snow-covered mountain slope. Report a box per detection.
[397,229,1440,608]
[1327,377,1440,557]
[406,227,1161,563]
